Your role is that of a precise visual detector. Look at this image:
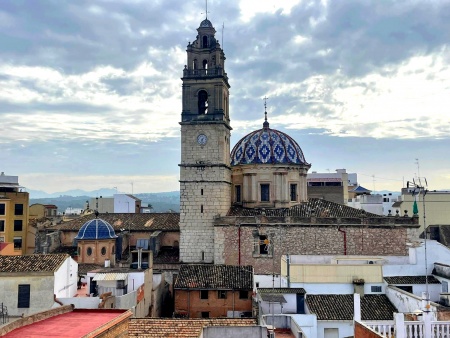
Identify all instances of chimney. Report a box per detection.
[137,247,142,269]
[353,293,361,322]
[353,278,365,297]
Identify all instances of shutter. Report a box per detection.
[18,284,30,308]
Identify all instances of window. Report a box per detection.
[255,282,259,288]
[201,311,210,318]
[112,245,115,254]
[14,204,23,215]
[218,290,227,299]
[0,204,5,215]
[290,184,297,202]
[117,280,127,289]
[201,205,203,213]
[14,220,23,232]
[101,247,106,255]
[261,184,270,202]
[0,220,4,232]
[87,247,92,256]
[200,290,208,299]
[239,291,248,299]
[259,235,269,254]
[371,286,382,293]
[443,281,448,293]
[0,237,4,242]
[18,284,30,308]
[201,189,203,195]
[13,237,22,249]
[235,185,241,203]
[202,35,208,48]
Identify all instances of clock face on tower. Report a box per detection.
[197,134,208,145]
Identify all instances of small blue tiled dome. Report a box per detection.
[75,218,117,240]
[231,125,308,166]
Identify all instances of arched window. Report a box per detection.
[193,59,198,70]
[101,247,106,256]
[202,59,208,69]
[202,35,208,48]
[198,90,208,114]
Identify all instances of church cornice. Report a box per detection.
[179,163,232,170]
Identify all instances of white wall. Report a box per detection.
[255,274,282,288]
[114,194,137,213]
[386,286,438,320]
[316,321,353,338]
[54,257,78,298]
[58,296,100,309]
[384,240,450,277]
[128,271,146,292]
[291,314,318,338]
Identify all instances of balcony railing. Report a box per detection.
[364,318,450,338]
[183,67,226,78]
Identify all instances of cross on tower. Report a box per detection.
[201,0,210,19]
[263,96,270,128]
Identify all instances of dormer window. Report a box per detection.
[202,35,208,48]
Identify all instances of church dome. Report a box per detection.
[75,218,117,240]
[199,19,213,28]
[231,124,308,166]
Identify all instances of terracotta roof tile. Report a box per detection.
[128,318,258,337]
[306,294,397,321]
[0,254,69,273]
[384,275,441,284]
[227,198,381,218]
[55,213,179,232]
[175,264,253,290]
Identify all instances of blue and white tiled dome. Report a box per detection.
[231,124,308,166]
[75,218,117,240]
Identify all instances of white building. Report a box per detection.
[0,253,77,316]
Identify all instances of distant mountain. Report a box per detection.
[372,190,401,196]
[27,188,119,199]
[29,191,180,213]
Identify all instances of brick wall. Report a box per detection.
[215,223,418,274]
[174,289,252,318]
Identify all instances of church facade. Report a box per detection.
[179,19,420,271]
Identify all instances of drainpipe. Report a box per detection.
[286,254,291,288]
[338,226,347,255]
[238,226,241,266]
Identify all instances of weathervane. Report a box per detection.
[202,0,210,19]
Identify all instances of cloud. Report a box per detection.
[1,0,450,192]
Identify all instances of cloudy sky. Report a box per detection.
[1,0,449,195]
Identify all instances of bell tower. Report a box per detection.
[179,18,232,263]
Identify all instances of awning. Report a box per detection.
[92,272,128,281]
[260,294,287,303]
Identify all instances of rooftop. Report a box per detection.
[258,288,306,294]
[56,212,179,232]
[2,309,130,337]
[129,318,258,337]
[0,254,69,273]
[227,198,382,218]
[175,264,253,290]
[384,275,441,284]
[306,294,397,321]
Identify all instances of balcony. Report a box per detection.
[183,67,227,79]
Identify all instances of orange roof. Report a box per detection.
[3,309,130,337]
